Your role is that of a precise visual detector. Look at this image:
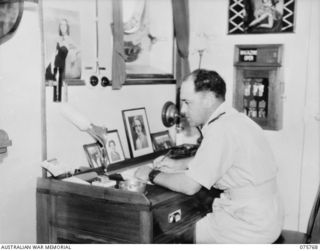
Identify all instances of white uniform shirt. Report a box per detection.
[186,102,284,243]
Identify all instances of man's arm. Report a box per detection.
[153,172,202,196]
[135,166,202,196]
[153,155,193,171]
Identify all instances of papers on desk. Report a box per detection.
[41,158,68,177]
[92,179,117,188]
[119,164,150,180]
[119,164,153,184]
[62,176,91,185]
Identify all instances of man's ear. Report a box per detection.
[203,92,215,108]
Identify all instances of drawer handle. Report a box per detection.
[168,209,181,223]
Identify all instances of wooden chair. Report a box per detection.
[275,185,320,244]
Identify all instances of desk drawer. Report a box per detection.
[152,196,204,238]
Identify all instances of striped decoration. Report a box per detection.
[228,0,295,34]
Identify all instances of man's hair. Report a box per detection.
[184,69,226,100]
[59,18,70,36]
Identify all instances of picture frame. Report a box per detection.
[228,0,295,35]
[105,130,126,164]
[83,143,105,168]
[41,2,84,86]
[121,0,175,84]
[122,108,153,158]
[151,130,174,151]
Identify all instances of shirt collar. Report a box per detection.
[201,102,231,134]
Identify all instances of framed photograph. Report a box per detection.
[228,0,295,34]
[106,130,126,164]
[151,130,174,151]
[83,143,105,168]
[41,3,84,85]
[121,0,175,84]
[122,108,153,158]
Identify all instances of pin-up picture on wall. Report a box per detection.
[42,6,83,85]
[228,0,295,34]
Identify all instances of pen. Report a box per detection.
[154,150,171,170]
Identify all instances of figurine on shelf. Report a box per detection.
[244,79,251,96]
[258,100,267,118]
[253,80,265,97]
[248,99,257,118]
[243,98,249,115]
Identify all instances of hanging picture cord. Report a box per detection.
[198,49,204,69]
[88,0,110,87]
[95,0,99,75]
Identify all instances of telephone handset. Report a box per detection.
[167,144,199,159]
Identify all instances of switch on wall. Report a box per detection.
[0,129,12,154]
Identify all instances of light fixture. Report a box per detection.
[191,32,209,69]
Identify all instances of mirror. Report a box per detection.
[121,0,175,84]
[0,0,24,46]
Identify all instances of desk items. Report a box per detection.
[40,158,69,178]
[118,179,147,193]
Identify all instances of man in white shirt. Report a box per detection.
[135,69,284,243]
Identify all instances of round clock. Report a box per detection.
[0,0,24,46]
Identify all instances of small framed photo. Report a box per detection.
[151,130,174,151]
[83,143,105,168]
[106,130,125,164]
[122,108,153,158]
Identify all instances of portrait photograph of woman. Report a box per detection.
[106,130,125,164]
[42,7,82,84]
[122,108,153,158]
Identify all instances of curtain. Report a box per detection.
[111,0,126,90]
[172,0,190,89]
[172,0,190,114]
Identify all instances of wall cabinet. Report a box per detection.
[233,44,284,130]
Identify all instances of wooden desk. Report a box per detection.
[36,176,217,243]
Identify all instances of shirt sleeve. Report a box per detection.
[185,125,236,190]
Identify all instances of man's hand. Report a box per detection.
[153,155,192,172]
[134,165,153,181]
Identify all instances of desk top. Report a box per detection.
[37,176,217,212]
